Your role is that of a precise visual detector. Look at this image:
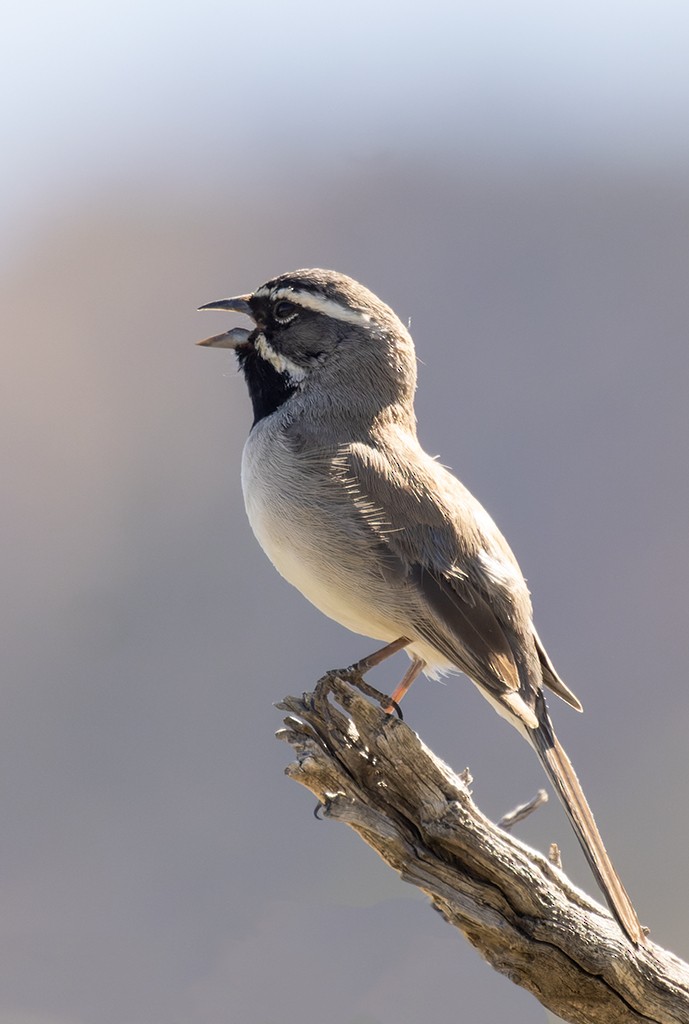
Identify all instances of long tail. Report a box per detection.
[528,721,645,944]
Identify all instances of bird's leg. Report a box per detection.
[354,643,425,711]
[334,636,412,718]
[351,636,411,673]
[384,657,426,712]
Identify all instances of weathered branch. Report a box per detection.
[277,671,689,1024]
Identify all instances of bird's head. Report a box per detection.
[198,268,417,430]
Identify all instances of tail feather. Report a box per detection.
[529,724,645,945]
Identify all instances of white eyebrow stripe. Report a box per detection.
[277,288,373,327]
[256,286,374,329]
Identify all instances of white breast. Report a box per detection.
[240,420,406,644]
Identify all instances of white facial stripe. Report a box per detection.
[254,332,306,382]
[277,288,373,328]
[253,284,374,330]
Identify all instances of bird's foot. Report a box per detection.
[311,664,402,720]
[341,668,403,720]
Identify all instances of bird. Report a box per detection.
[198,267,645,944]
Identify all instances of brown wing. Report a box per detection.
[336,440,536,711]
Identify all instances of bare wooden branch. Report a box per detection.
[276,671,689,1024]
[497,787,549,831]
[550,841,564,869]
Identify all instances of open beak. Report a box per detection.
[197,294,254,349]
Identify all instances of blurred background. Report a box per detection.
[3,2,689,1022]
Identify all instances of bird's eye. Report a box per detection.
[273,300,298,323]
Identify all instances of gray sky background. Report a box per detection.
[3,3,689,1023]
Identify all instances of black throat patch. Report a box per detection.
[236,344,298,426]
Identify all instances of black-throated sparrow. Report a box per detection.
[198,268,645,944]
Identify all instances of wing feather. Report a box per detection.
[335,437,537,711]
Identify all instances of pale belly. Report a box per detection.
[239,422,463,678]
[241,426,411,646]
